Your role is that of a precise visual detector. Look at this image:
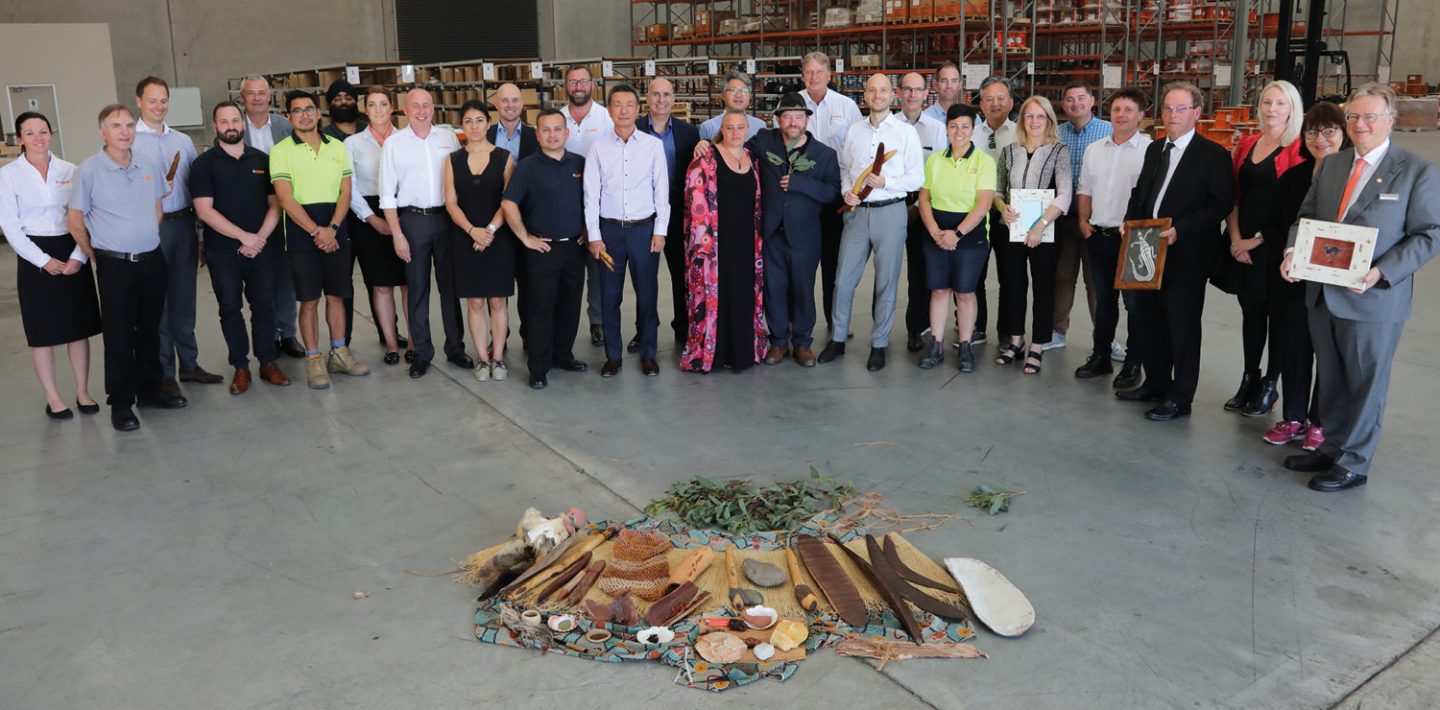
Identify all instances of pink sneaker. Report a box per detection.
[1302,423,1325,451]
[1262,420,1304,445]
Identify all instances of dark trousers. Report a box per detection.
[97,250,167,407]
[978,214,1006,334]
[1133,280,1207,405]
[157,212,199,376]
[1053,213,1095,335]
[639,216,687,342]
[997,239,1060,344]
[525,239,585,375]
[819,202,844,329]
[1087,230,1142,366]
[904,209,929,336]
[400,211,465,363]
[763,230,820,348]
[273,250,297,339]
[515,248,530,345]
[1274,296,1319,424]
[206,244,279,369]
[599,220,660,361]
[1309,294,1404,475]
[1239,293,1279,377]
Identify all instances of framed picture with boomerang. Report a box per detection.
[1288,218,1379,288]
[1115,218,1171,290]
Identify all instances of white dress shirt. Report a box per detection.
[900,111,947,161]
[1078,131,1153,227]
[133,120,197,213]
[343,126,393,220]
[1151,128,1195,218]
[1342,139,1391,220]
[839,112,925,202]
[803,88,864,152]
[245,115,275,154]
[974,118,1017,161]
[0,153,83,267]
[562,102,615,161]
[583,128,670,238]
[378,125,459,210]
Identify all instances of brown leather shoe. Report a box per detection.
[160,377,184,399]
[258,362,291,386]
[600,359,622,378]
[763,346,789,365]
[229,368,252,395]
[179,366,224,384]
[793,346,817,367]
[641,358,660,377]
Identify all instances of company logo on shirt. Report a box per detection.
[252,170,267,175]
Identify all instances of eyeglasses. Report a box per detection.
[723,87,751,95]
[1162,104,1194,113]
[289,106,318,115]
[1344,112,1390,124]
[564,79,591,87]
[1304,127,1342,139]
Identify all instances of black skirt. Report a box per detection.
[351,195,407,287]
[16,233,103,347]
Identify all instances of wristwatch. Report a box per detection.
[486,223,499,233]
[329,223,340,231]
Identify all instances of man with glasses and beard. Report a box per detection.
[559,65,614,348]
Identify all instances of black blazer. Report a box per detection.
[637,114,700,235]
[1126,132,1235,285]
[487,123,539,160]
[746,128,841,250]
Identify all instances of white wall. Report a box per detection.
[0,24,117,160]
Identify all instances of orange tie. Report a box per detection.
[1337,157,1367,221]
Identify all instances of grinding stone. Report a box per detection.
[742,559,786,588]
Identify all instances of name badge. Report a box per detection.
[1379,193,1400,201]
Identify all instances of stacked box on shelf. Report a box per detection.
[822,7,852,28]
[909,0,932,22]
[856,0,884,25]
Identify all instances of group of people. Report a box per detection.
[4,55,1437,493]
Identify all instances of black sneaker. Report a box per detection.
[817,341,846,363]
[1075,353,1115,379]
[918,340,944,369]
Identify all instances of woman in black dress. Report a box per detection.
[444,101,516,382]
[0,112,103,419]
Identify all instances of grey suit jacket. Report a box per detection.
[242,112,293,149]
[1288,144,1440,322]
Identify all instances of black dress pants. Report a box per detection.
[904,209,929,337]
[525,239,586,376]
[96,250,168,407]
[997,239,1059,344]
[1134,279,1207,405]
[819,201,843,329]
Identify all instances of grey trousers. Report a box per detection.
[401,211,465,363]
[831,201,907,347]
[157,212,199,375]
[273,250,298,339]
[1309,296,1405,476]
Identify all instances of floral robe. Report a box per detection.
[678,148,765,372]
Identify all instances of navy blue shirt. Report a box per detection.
[190,141,274,252]
[502,150,586,239]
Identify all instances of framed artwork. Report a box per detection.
[1115,218,1172,290]
[1008,189,1055,243]
[1288,218,1379,288]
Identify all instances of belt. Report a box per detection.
[95,247,159,262]
[1091,225,1121,235]
[857,197,904,209]
[403,206,446,216]
[163,207,194,219]
[541,234,582,243]
[600,214,656,228]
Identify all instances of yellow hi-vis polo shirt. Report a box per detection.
[922,142,997,216]
[269,131,352,205]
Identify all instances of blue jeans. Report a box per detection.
[157,212,199,375]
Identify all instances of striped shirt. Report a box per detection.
[1058,117,1112,194]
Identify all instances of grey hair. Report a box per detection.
[240,74,270,89]
[723,70,752,89]
[1162,81,1205,108]
[979,75,1012,98]
[1348,82,1398,115]
[802,52,831,71]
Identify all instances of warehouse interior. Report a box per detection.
[3,1,1440,707]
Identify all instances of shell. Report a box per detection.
[546,614,576,632]
[753,643,776,661]
[637,626,675,645]
[694,631,747,664]
[741,605,778,630]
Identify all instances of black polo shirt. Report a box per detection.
[189,141,274,252]
[502,150,585,239]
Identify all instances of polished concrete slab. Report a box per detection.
[3,133,1439,709]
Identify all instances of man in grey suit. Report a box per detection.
[239,74,304,359]
[1281,83,1440,492]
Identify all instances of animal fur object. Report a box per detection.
[517,507,569,555]
[499,604,551,647]
[465,539,537,600]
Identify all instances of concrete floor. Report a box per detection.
[4,133,1440,710]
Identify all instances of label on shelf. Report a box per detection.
[645,60,657,76]
[708,59,719,75]
[345,66,360,84]
[1102,64,1122,90]
[1378,65,1391,84]
[1214,64,1231,87]
[836,59,845,73]
[963,63,989,90]
[483,63,496,81]
[746,59,756,74]
[1026,62,1034,76]
[401,65,415,83]
[602,60,615,77]
[531,62,544,80]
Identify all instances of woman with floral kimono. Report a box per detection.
[679,110,765,373]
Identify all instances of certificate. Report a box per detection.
[1008,189,1055,243]
[1289,218,1379,288]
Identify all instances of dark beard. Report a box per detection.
[329,105,359,123]
[218,130,243,145]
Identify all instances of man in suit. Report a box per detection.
[489,82,539,348]
[1280,83,1440,491]
[637,78,700,346]
[1117,82,1234,421]
[238,74,304,360]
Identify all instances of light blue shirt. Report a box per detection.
[698,114,767,142]
[1058,116,1112,194]
[493,121,523,157]
[69,150,166,253]
[922,103,953,125]
[133,120,197,213]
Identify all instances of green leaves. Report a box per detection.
[764,151,787,167]
[644,471,856,535]
[965,486,1024,516]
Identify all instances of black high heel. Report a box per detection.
[1023,348,1044,375]
[1225,370,1259,411]
[995,341,1024,366]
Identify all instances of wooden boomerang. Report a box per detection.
[838,146,898,214]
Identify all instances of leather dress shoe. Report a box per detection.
[600,359,622,377]
[1074,354,1114,379]
[277,336,306,359]
[409,360,431,379]
[404,349,416,363]
[554,359,589,373]
[111,406,140,432]
[1284,451,1335,473]
[641,358,660,376]
[793,346,817,367]
[76,399,100,415]
[383,352,401,365]
[1144,400,1191,421]
[1308,469,1368,492]
[906,333,925,353]
[258,362,291,386]
[45,403,74,420]
[160,378,184,400]
[397,334,409,348]
[590,325,604,346]
[627,334,640,354]
[529,372,548,390]
[138,392,188,409]
[1112,364,1143,390]
[763,346,788,365]
[229,368,252,395]
[179,366,224,384]
[817,341,845,363]
[448,352,476,369]
[866,347,887,371]
[1116,382,1162,402]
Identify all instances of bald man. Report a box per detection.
[488,83,538,160]
[637,78,700,345]
[380,89,467,378]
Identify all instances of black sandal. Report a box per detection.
[995,342,1024,366]
[1023,348,1044,375]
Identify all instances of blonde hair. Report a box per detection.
[802,52,831,71]
[1259,80,1304,147]
[1015,95,1060,147]
[1349,82,1398,114]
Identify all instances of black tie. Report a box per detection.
[1143,141,1174,217]
[988,131,997,151]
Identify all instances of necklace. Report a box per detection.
[719,145,747,169]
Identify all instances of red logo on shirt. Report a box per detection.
[252,170,266,175]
